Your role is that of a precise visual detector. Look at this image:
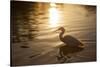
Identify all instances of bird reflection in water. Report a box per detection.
[56,27,85,63]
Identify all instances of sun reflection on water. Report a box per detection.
[49,3,60,27]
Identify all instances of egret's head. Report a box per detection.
[58,27,65,31]
[54,27,65,33]
[58,27,65,32]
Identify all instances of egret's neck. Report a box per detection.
[59,30,65,41]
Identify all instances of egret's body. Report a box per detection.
[58,27,84,47]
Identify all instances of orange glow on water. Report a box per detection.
[49,3,60,27]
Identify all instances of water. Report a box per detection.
[11,1,96,65]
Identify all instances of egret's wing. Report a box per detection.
[63,35,83,46]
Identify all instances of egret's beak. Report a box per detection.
[54,29,60,33]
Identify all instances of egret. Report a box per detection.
[57,27,85,63]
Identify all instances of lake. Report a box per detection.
[11,1,96,66]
